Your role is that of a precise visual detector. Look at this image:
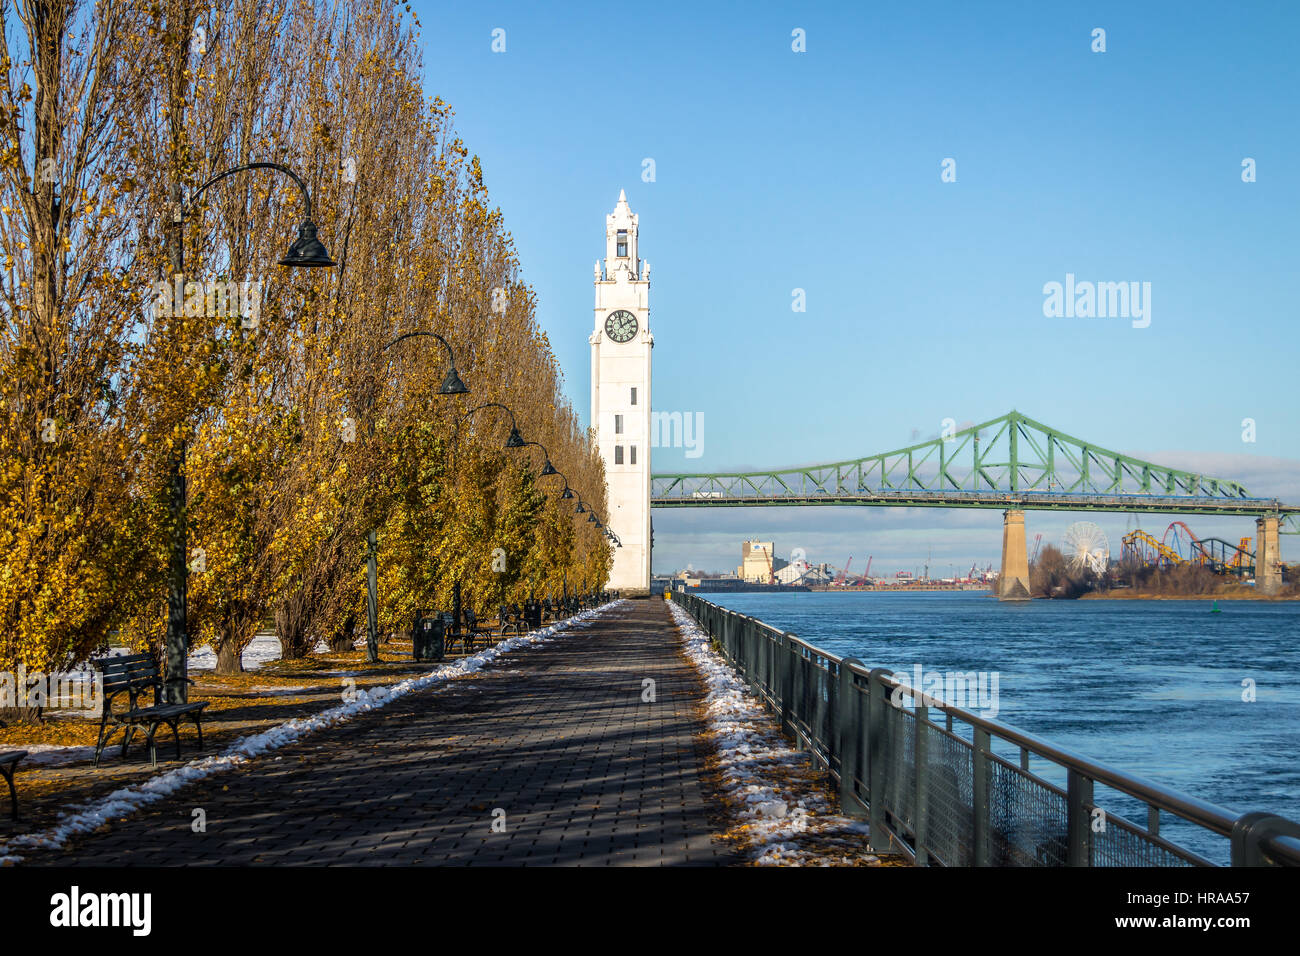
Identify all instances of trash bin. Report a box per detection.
[412,615,445,663]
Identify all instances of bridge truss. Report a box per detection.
[650,411,1299,523]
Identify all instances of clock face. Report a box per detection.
[605,310,638,343]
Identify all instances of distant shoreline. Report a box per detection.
[1080,590,1299,601]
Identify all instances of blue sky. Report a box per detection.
[414,0,1299,573]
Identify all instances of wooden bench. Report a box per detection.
[0,751,25,820]
[92,653,208,767]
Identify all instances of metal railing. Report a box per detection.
[674,591,1300,867]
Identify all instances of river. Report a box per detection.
[696,589,1300,864]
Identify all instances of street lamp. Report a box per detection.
[359,329,470,664]
[517,440,559,477]
[546,469,576,501]
[453,402,526,449]
[382,331,469,396]
[163,161,334,703]
[446,401,526,627]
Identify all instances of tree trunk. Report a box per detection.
[276,592,314,659]
[329,611,357,653]
[214,638,243,675]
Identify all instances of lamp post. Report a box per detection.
[448,401,526,629]
[361,330,469,664]
[163,162,334,703]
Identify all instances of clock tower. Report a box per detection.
[591,189,652,595]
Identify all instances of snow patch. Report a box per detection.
[187,633,282,671]
[668,599,879,867]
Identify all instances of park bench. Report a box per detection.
[444,610,492,653]
[92,653,208,767]
[498,604,527,636]
[0,750,26,820]
[462,609,494,651]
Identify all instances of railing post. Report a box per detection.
[837,658,866,817]
[780,634,794,736]
[813,653,828,769]
[1067,769,1094,867]
[914,700,929,866]
[746,619,759,697]
[867,667,893,851]
[790,640,803,746]
[973,726,991,866]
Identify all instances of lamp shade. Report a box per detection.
[279,220,336,267]
[439,366,469,395]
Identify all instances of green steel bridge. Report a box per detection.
[649,411,1300,530]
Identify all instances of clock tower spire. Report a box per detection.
[591,189,652,595]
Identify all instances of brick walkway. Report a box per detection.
[23,600,738,866]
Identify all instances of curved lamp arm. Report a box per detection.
[382,330,469,396]
[181,161,334,268]
[453,402,524,448]
[188,161,315,219]
[548,469,576,500]
[517,440,559,477]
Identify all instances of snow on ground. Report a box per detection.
[12,745,100,768]
[668,599,880,867]
[0,601,621,865]
[187,633,282,671]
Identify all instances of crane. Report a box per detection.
[763,544,776,585]
[834,556,853,586]
[1030,533,1043,563]
[852,556,873,587]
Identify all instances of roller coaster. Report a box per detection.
[1120,521,1256,577]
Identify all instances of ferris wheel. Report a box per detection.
[1063,521,1110,574]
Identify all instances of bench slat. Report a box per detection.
[126,703,207,720]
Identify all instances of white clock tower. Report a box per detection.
[591,190,652,595]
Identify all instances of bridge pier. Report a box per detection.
[998,509,1032,601]
[1256,516,1282,595]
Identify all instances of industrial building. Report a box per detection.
[737,541,789,583]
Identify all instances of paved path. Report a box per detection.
[28,600,738,866]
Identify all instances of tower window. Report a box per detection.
[615,446,624,465]
[630,445,637,465]
[616,230,628,257]
[630,387,637,406]
[614,414,623,434]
